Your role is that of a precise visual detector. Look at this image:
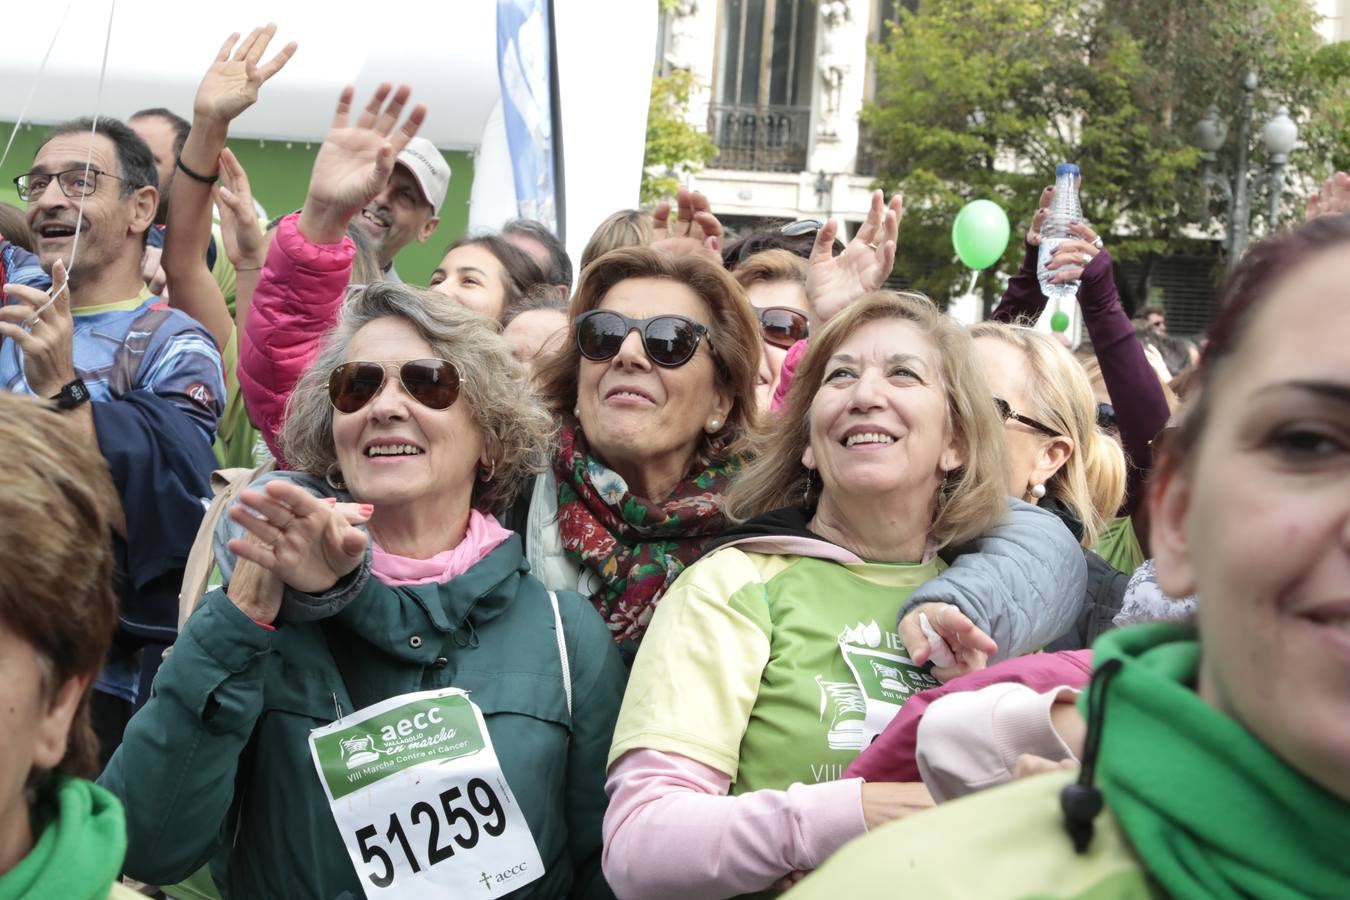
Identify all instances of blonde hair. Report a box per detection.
[731,248,808,291]
[534,246,762,463]
[727,291,1009,549]
[580,209,652,273]
[280,283,556,515]
[972,323,1126,546]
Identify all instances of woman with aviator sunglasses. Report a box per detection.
[104,283,626,899]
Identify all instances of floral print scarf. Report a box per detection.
[554,424,739,648]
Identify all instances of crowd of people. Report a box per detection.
[0,21,1346,900]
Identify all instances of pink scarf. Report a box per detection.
[370,509,513,586]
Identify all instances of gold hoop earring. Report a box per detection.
[325,465,346,491]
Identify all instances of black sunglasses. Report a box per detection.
[1096,402,1118,432]
[328,359,461,414]
[993,397,1061,438]
[575,310,710,368]
[757,306,810,349]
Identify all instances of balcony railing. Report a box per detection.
[707,103,811,173]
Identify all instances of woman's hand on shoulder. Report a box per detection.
[804,189,900,325]
[899,602,996,682]
[226,479,372,599]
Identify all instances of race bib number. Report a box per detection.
[309,688,543,897]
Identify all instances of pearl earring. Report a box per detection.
[708,418,721,432]
[1030,483,1047,499]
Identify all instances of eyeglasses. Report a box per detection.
[327,359,461,414]
[993,397,1061,438]
[575,309,710,368]
[757,306,809,349]
[14,168,127,202]
[1096,402,1117,432]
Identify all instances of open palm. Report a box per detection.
[805,190,902,325]
[194,24,296,123]
[306,83,425,218]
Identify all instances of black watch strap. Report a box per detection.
[50,378,90,410]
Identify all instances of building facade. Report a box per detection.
[658,0,911,236]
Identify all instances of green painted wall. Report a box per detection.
[1,122,475,283]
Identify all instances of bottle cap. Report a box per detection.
[1056,163,1081,177]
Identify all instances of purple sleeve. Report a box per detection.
[991,243,1044,323]
[1075,251,1171,516]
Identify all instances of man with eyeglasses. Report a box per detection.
[0,116,224,762]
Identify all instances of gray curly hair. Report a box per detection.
[279,283,556,514]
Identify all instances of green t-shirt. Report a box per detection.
[211,329,265,470]
[1095,515,1144,576]
[611,546,943,793]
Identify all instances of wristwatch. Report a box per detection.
[50,378,90,410]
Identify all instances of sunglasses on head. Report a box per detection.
[757,306,809,349]
[327,359,461,414]
[993,396,1061,438]
[575,309,710,368]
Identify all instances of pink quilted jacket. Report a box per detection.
[239,214,355,467]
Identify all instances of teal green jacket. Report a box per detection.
[99,536,626,899]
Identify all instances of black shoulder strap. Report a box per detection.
[321,619,376,714]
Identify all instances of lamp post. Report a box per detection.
[1193,71,1299,268]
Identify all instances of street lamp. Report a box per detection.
[1193,71,1299,268]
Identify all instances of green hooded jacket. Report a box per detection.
[99,536,626,899]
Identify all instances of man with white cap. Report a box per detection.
[350,135,451,281]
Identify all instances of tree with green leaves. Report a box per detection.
[642,68,718,204]
[864,0,1343,311]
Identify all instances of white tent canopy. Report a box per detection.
[0,0,499,148]
[1,0,657,267]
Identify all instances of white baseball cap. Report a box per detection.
[395,137,451,214]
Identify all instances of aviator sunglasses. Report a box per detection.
[757,306,810,349]
[575,309,711,368]
[327,359,461,414]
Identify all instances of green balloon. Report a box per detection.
[1051,310,1071,332]
[952,199,1011,270]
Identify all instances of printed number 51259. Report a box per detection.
[354,777,506,888]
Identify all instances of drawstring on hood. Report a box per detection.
[1060,656,1122,853]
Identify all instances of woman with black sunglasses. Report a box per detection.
[732,249,812,413]
[528,247,763,663]
[103,283,626,899]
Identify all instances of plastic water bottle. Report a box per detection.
[1037,163,1082,304]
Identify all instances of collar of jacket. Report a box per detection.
[333,534,530,660]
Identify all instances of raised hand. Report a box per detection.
[650,186,723,261]
[194,24,296,124]
[304,84,426,223]
[898,602,997,683]
[1043,221,1105,284]
[804,189,901,325]
[226,479,372,604]
[1305,171,1350,221]
[0,260,76,398]
[213,148,265,269]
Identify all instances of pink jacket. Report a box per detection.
[239,214,355,466]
